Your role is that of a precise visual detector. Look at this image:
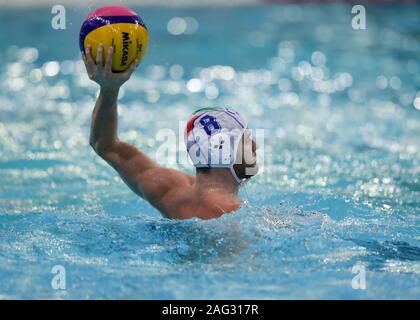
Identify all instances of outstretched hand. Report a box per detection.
[82,44,138,91]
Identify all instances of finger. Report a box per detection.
[96,44,104,66]
[122,59,138,78]
[84,45,94,64]
[104,46,114,72]
[81,52,87,65]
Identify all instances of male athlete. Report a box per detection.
[82,44,258,219]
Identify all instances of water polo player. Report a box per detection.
[82,45,258,219]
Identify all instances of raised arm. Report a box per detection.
[83,45,162,198]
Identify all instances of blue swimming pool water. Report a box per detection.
[0,4,419,299]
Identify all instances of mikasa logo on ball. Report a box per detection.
[121,32,132,67]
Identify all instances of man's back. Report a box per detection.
[124,167,241,219]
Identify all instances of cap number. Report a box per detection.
[200,115,221,136]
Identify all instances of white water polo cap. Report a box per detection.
[185,107,248,184]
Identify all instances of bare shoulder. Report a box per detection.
[139,167,195,190]
[136,167,195,214]
[158,184,198,219]
[135,167,240,220]
[160,185,241,220]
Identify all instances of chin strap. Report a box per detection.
[229,165,248,187]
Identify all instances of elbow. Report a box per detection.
[89,138,98,153]
[89,138,115,157]
[89,139,104,156]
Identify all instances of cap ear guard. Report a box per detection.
[229,131,248,185]
[230,166,248,185]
